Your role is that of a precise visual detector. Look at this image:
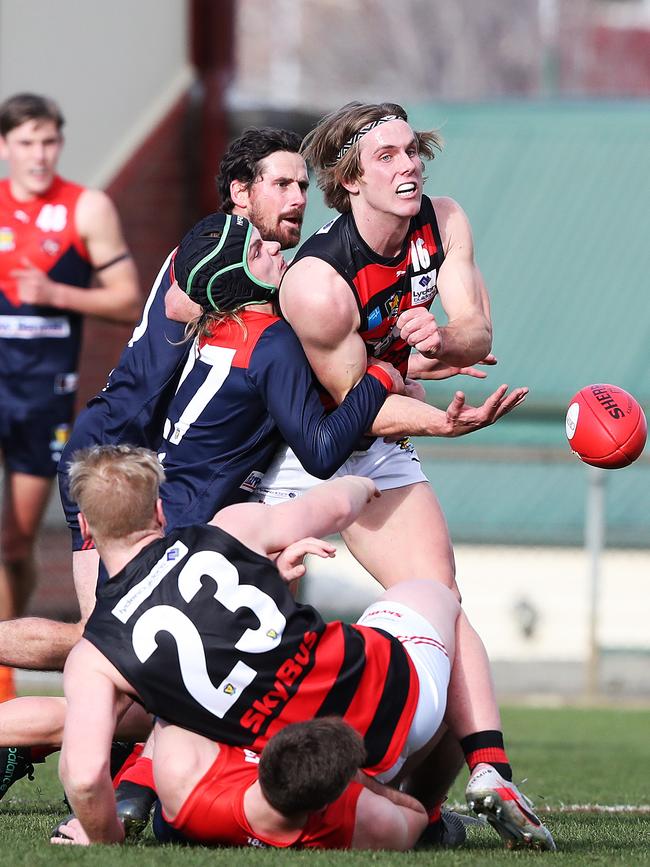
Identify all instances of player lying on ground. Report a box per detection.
[54,445,553,851]
[53,445,467,849]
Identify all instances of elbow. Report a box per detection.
[60,754,109,801]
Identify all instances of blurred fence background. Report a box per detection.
[1,0,648,698]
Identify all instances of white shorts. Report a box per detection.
[356,600,451,783]
[254,438,428,503]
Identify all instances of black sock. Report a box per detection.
[460,730,512,781]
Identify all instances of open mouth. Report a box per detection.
[396,183,418,197]
[280,213,303,228]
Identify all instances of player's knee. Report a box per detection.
[0,533,37,564]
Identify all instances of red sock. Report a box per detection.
[112,743,145,788]
[115,754,154,791]
[427,804,442,824]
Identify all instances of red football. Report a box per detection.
[565,384,647,469]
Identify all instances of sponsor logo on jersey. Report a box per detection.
[240,470,263,493]
[410,269,437,305]
[13,210,29,224]
[243,748,260,765]
[112,541,190,623]
[0,227,15,252]
[367,306,382,329]
[367,325,399,358]
[239,630,318,734]
[0,315,71,340]
[54,372,78,395]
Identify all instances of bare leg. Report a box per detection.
[0,472,52,617]
[341,482,501,736]
[0,695,67,746]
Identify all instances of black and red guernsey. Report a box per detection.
[290,194,446,378]
[84,524,419,776]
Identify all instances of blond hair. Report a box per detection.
[68,445,165,542]
[302,101,442,213]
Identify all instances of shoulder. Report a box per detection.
[280,256,358,341]
[429,196,473,253]
[75,188,122,236]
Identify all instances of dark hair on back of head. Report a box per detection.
[217,127,302,212]
[258,717,366,817]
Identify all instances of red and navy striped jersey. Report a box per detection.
[290,195,445,378]
[0,176,92,393]
[158,309,387,528]
[84,524,418,777]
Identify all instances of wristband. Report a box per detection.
[366,364,394,392]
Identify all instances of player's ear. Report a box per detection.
[340,175,360,197]
[155,498,166,532]
[230,179,250,210]
[78,511,92,542]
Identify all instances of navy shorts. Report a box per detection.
[0,395,75,478]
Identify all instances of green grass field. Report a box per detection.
[2,705,649,865]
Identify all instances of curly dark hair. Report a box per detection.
[217,127,302,213]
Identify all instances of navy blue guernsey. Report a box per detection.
[61,250,187,457]
[290,195,445,381]
[58,251,190,541]
[159,309,387,529]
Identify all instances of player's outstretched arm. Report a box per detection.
[212,475,379,559]
[56,640,125,845]
[369,383,528,438]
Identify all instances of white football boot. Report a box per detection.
[466,763,556,851]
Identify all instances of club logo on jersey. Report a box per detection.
[410,269,437,305]
[384,293,400,318]
[395,437,420,462]
[42,238,61,256]
[35,204,68,233]
[0,227,15,252]
[54,372,78,395]
[240,470,263,493]
[316,217,339,234]
[367,306,382,329]
[49,424,70,461]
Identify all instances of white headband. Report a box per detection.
[335,114,399,162]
